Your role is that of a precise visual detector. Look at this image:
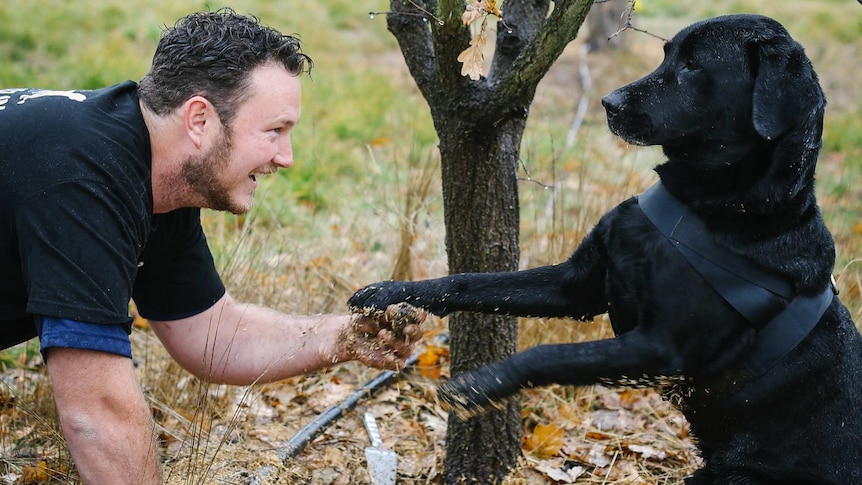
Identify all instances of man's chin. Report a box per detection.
[229,205,253,216]
[205,194,254,215]
[227,199,254,215]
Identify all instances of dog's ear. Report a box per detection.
[750,36,824,141]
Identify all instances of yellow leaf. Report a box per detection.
[417,345,449,379]
[523,422,564,458]
[129,301,150,330]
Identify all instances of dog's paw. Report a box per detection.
[438,364,519,420]
[348,281,411,315]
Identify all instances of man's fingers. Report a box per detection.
[384,303,426,332]
[402,323,423,342]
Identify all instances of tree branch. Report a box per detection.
[499,0,595,101]
[488,0,551,82]
[386,0,438,99]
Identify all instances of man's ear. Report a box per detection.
[182,96,217,148]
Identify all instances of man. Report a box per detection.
[0,9,424,484]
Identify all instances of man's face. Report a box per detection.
[182,62,301,214]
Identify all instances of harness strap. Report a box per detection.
[741,287,833,376]
[638,182,834,377]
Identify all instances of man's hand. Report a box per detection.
[339,302,426,370]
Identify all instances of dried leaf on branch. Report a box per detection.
[457,20,488,81]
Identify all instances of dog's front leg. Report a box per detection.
[349,231,609,319]
[439,329,686,418]
[349,264,599,318]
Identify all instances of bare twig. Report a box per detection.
[565,44,592,150]
[608,0,669,43]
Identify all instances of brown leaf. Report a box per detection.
[585,430,612,440]
[461,1,486,25]
[457,21,487,80]
[20,461,51,484]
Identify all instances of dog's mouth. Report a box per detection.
[606,113,654,146]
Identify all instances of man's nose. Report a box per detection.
[273,137,293,168]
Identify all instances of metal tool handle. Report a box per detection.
[363,412,384,447]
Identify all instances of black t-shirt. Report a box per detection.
[0,82,225,349]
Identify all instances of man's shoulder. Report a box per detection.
[1,81,138,118]
[0,81,151,207]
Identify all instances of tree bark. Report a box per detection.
[386,0,595,482]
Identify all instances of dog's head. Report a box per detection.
[602,14,825,202]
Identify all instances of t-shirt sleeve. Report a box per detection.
[16,181,142,329]
[132,208,226,320]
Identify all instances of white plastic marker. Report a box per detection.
[363,412,397,485]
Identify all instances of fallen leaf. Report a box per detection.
[417,345,449,379]
[626,443,667,461]
[587,443,612,467]
[20,461,50,484]
[585,431,612,440]
[129,301,150,330]
[523,422,564,458]
[534,460,586,483]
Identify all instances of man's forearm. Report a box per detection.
[151,293,423,386]
[46,348,162,484]
[152,295,348,385]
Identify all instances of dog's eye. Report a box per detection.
[682,58,701,72]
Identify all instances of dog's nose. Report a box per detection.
[601,90,625,115]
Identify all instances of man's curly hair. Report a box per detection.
[138,8,312,126]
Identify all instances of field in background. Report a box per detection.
[0,1,859,483]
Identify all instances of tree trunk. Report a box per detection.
[385,0,595,482]
[438,116,524,483]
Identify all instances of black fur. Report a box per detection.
[349,15,862,484]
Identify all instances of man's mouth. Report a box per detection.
[249,168,277,183]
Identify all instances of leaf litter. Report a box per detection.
[0,316,700,484]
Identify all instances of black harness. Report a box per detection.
[638,182,836,378]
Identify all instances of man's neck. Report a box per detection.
[139,100,192,214]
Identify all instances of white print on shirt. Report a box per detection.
[17,90,87,104]
[0,89,87,111]
[0,89,25,111]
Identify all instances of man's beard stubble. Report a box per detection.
[179,130,251,215]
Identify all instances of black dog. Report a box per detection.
[350,14,862,484]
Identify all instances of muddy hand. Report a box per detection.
[342,302,426,371]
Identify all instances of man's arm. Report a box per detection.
[46,348,162,485]
[149,293,423,385]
